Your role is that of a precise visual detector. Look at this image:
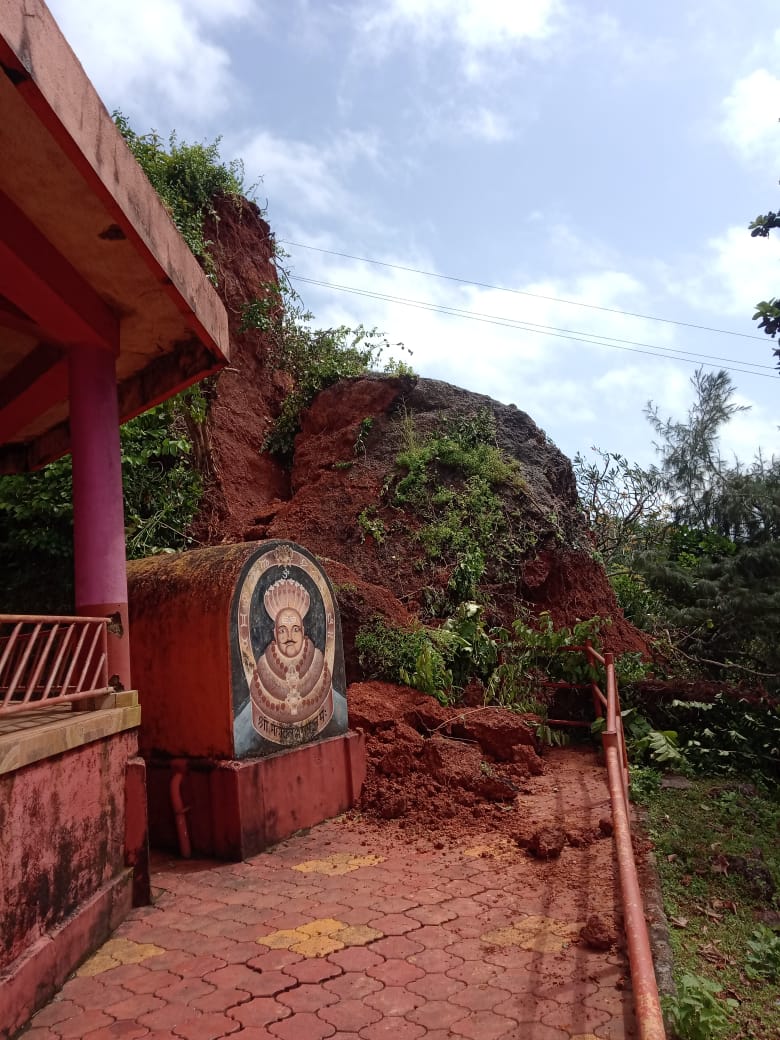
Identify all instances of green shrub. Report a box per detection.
[745,925,780,982]
[115,112,245,274]
[664,973,738,1040]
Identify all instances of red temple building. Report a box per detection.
[0,2,229,1034]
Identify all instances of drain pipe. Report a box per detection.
[169,760,192,859]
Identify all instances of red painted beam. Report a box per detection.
[0,343,67,444]
[0,190,119,351]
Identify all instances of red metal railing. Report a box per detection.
[580,639,666,1040]
[0,614,111,714]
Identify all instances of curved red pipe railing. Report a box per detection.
[581,640,666,1040]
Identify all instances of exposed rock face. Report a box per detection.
[191,196,290,543]
[263,375,648,658]
[193,198,649,674]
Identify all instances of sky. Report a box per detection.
[49,0,780,469]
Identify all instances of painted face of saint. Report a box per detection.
[275,609,304,658]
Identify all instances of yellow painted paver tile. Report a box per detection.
[256,928,305,950]
[481,915,583,953]
[292,852,384,875]
[291,935,346,957]
[296,918,345,937]
[77,938,164,976]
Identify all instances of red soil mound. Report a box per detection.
[349,681,545,840]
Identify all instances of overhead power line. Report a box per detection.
[281,239,770,344]
[290,274,779,380]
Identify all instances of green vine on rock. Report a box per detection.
[241,283,412,462]
[114,112,247,278]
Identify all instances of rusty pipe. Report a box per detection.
[603,735,666,1040]
[169,764,191,859]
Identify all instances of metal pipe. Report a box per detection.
[603,703,666,1038]
[169,766,192,859]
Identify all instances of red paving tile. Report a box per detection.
[325,947,384,972]
[173,1012,243,1039]
[269,1012,336,1039]
[58,1011,116,1037]
[137,1004,202,1031]
[280,958,344,984]
[191,987,251,1013]
[449,1009,517,1039]
[82,1025,149,1040]
[104,993,166,1019]
[365,959,425,986]
[359,1019,427,1039]
[18,756,638,1040]
[227,996,291,1029]
[406,972,466,1000]
[277,983,339,1014]
[363,985,424,1016]
[323,972,383,1001]
[318,997,383,1032]
[406,998,468,1030]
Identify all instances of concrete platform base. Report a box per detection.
[0,869,132,1040]
[147,731,366,860]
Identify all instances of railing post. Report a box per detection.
[586,639,602,718]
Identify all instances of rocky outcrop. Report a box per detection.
[192,197,649,673]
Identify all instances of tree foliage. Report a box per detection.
[749,210,780,369]
[576,368,780,689]
[573,446,665,571]
[114,111,246,273]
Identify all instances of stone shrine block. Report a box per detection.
[127,541,364,858]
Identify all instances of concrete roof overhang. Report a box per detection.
[0,0,230,474]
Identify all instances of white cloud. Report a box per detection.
[356,0,563,70]
[666,225,780,317]
[458,106,513,142]
[720,64,780,165]
[237,129,380,216]
[49,0,260,122]
[281,237,715,462]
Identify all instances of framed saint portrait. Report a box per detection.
[230,542,347,756]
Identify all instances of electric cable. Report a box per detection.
[291,274,778,380]
[280,239,771,343]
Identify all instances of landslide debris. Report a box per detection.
[349,681,542,838]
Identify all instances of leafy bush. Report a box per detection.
[745,925,780,982]
[355,602,500,705]
[664,973,738,1040]
[624,690,780,778]
[388,409,532,612]
[486,611,603,709]
[115,112,245,274]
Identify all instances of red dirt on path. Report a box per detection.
[348,682,615,860]
[21,748,636,1040]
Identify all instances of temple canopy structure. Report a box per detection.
[0,3,230,1034]
[0,0,229,685]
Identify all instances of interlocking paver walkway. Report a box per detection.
[20,751,637,1039]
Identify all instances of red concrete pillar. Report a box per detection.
[69,343,131,689]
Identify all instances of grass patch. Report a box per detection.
[645,777,780,1039]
